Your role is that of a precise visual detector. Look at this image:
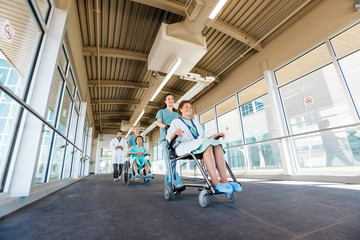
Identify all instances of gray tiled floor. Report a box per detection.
[0,174,359,240]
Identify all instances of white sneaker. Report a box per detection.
[118,175,121,180]
[114,179,118,182]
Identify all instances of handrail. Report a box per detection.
[0,82,83,153]
[223,121,360,150]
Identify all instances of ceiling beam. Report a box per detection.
[90,99,140,105]
[93,111,155,119]
[83,47,148,61]
[88,80,148,88]
[87,80,185,96]
[130,0,186,17]
[208,20,263,52]
[93,111,133,116]
[95,121,150,128]
[90,99,162,109]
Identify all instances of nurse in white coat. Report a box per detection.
[166,100,242,194]
[110,130,127,181]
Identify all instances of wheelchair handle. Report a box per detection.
[214,135,222,140]
[168,134,178,150]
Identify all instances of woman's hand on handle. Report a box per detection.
[211,133,225,139]
[171,128,184,139]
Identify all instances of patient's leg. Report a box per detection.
[214,145,228,183]
[202,146,220,185]
[133,162,139,174]
[144,161,150,175]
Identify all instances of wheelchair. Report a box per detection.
[164,133,242,207]
[123,155,153,185]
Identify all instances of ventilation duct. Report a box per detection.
[147,0,219,76]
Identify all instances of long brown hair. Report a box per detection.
[163,93,176,111]
[177,100,191,116]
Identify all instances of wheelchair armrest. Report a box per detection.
[214,135,222,140]
[168,135,178,150]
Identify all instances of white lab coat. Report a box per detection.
[110,137,127,164]
[166,118,209,156]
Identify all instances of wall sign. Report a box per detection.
[0,19,15,43]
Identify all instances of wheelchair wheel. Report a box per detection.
[164,184,174,201]
[225,192,235,203]
[199,189,209,208]
[124,161,130,185]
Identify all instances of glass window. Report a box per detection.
[238,79,266,105]
[217,109,245,169]
[275,44,332,86]
[63,145,74,178]
[34,124,54,184]
[241,94,281,169]
[46,69,63,126]
[34,0,51,23]
[216,95,237,116]
[199,108,215,124]
[202,119,217,137]
[68,109,78,144]
[49,134,66,182]
[338,50,360,113]
[152,140,158,162]
[59,45,68,74]
[0,0,43,98]
[58,89,73,135]
[279,64,355,135]
[0,90,22,183]
[75,92,81,110]
[157,139,163,161]
[67,69,76,97]
[330,23,360,57]
[294,126,360,175]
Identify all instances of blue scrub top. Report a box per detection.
[156,108,179,142]
[127,134,137,148]
[129,145,149,161]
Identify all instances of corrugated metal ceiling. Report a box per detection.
[76,0,313,133]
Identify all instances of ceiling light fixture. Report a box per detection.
[208,0,228,19]
[133,109,145,127]
[150,57,182,102]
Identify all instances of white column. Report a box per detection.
[7,9,67,197]
[94,134,101,174]
[263,69,296,175]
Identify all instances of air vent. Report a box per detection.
[186,0,204,21]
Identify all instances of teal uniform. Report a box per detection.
[127,134,137,148]
[155,108,182,186]
[129,145,151,171]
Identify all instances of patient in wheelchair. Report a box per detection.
[167,100,242,195]
[128,135,153,181]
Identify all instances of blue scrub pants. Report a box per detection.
[162,141,182,186]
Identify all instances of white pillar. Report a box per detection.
[8,9,67,197]
[94,134,101,174]
[263,69,296,175]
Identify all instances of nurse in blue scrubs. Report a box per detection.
[156,93,182,187]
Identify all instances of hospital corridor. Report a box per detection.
[0,0,360,239]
